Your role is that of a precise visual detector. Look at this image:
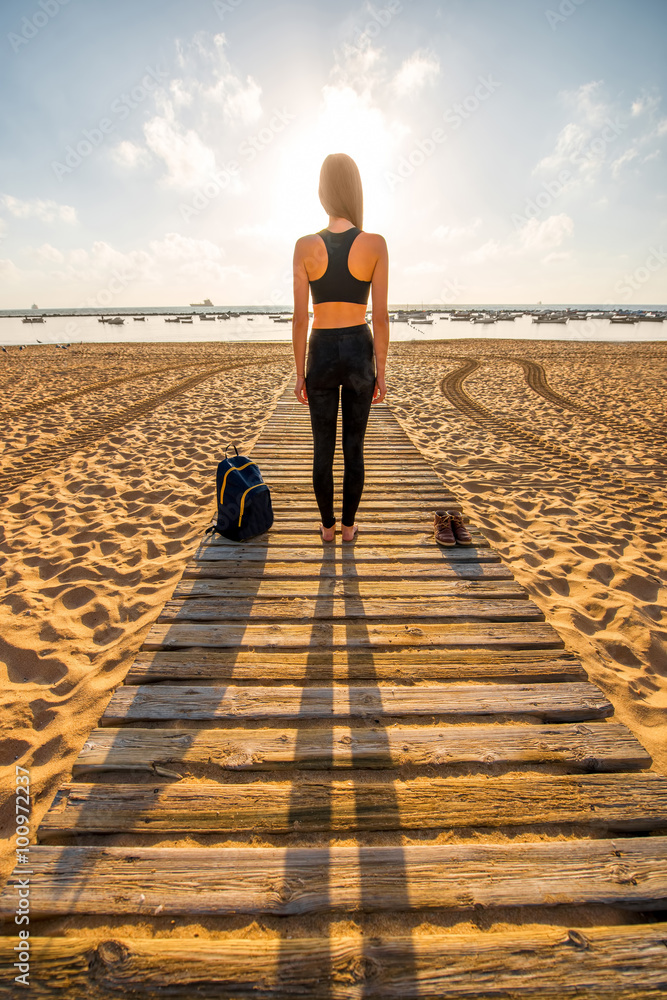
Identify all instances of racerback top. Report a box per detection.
[309,227,371,305]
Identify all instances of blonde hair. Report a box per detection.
[318,153,363,230]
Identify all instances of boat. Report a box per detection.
[199,315,216,321]
[533,315,567,324]
[190,298,213,307]
[164,317,180,323]
[180,317,193,324]
[411,318,434,324]
[133,316,146,322]
[473,316,495,324]
[610,315,638,324]
[273,317,292,323]
[106,316,125,325]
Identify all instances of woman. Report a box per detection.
[292,153,389,542]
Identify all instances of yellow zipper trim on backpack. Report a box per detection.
[220,462,255,504]
[238,483,266,525]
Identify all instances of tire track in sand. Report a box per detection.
[0,359,278,496]
[0,359,216,421]
[439,359,661,518]
[509,357,667,448]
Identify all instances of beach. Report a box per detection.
[1,335,665,938]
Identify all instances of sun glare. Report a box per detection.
[268,84,405,239]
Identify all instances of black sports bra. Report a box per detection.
[309,227,371,305]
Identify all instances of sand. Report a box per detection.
[389,338,667,774]
[0,335,665,944]
[0,340,293,885]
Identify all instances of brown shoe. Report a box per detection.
[448,509,473,545]
[434,510,456,546]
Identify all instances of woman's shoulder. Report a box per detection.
[358,230,387,255]
[294,232,322,253]
[359,229,386,244]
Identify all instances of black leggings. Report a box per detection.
[305,323,376,528]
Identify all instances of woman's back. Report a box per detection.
[299,226,385,329]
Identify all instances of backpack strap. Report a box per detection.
[224,443,239,458]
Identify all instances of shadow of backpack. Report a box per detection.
[204,445,273,542]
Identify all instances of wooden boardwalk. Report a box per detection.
[2,387,667,997]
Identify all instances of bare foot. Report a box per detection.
[320,522,335,542]
[341,522,358,542]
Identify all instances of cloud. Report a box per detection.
[462,239,502,264]
[534,81,616,182]
[611,147,639,179]
[16,233,245,303]
[115,32,264,190]
[1,195,77,224]
[461,214,573,264]
[143,117,218,188]
[432,219,482,242]
[542,251,571,264]
[517,213,574,251]
[534,81,667,188]
[631,92,661,117]
[0,258,21,281]
[33,243,65,264]
[403,258,448,275]
[111,140,152,170]
[392,50,440,98]
[171,31,263,126]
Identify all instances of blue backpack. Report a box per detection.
[204,446,273,542]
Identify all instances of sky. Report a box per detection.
[1,0,666,307]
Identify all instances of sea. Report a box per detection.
[1,304,665,347]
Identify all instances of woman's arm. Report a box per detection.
[370,234,389,403]
[292,237,310,405]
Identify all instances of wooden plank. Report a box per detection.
[192,545,496,563]
[126,648,586,683]
[100,682,612,723]
[39,774,667,835]
[73,722,651,775]
[196,531,488,549]
[269,510,464,521]
[6,837,666,916]
[264,480,447,489]
[270,503,462,514]
[157,597,542,624]
[181,560,511,580]
[6,925,667,999]
[172,577,523,600]
[266,518,468,529]
[141,621,565,651]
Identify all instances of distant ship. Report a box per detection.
[190,298,213,307]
